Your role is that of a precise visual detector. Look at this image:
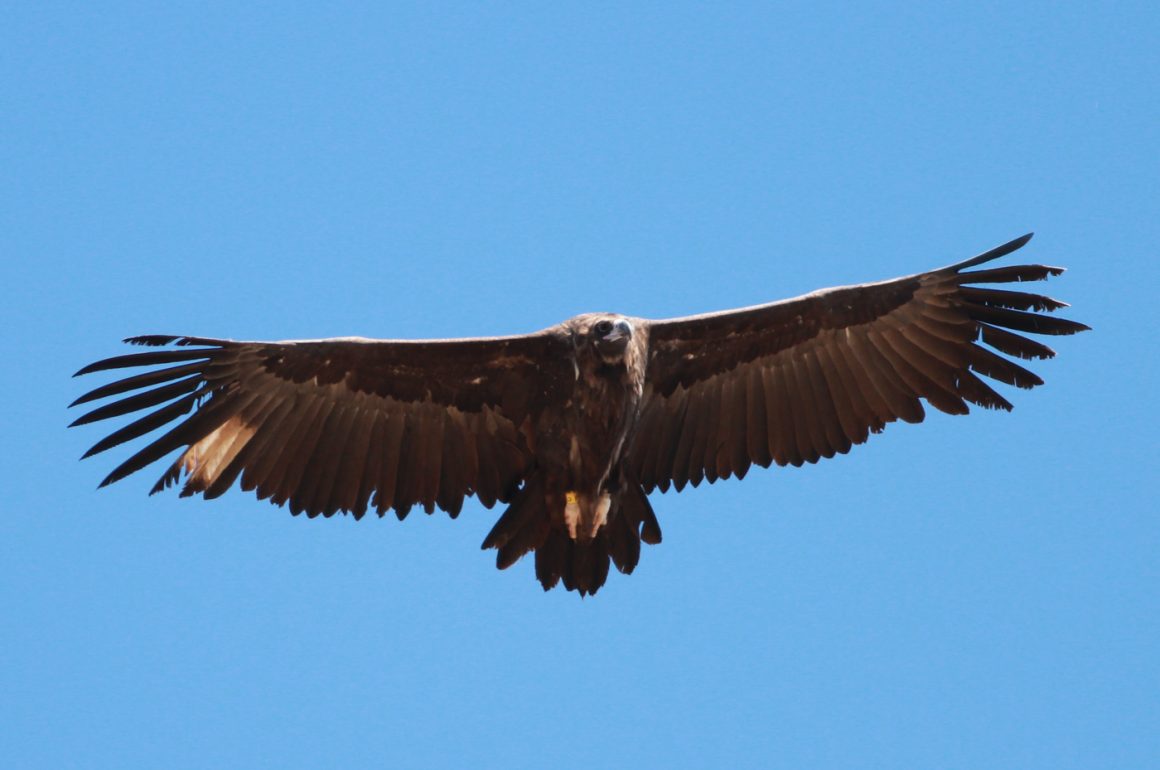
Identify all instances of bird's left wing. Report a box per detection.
[71,331,573,518]
[629,234,1089,493]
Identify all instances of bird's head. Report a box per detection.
[588,316,634,364]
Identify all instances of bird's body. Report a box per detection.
[72,234,1088,595]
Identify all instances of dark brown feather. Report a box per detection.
[827,340,888,432]
[686,386,712,486]
[437,416,467,517]
[246,394,309,500]
[764,363,797,466]
[850,330,925,423]
[261,396,329,506]
[803,347,851,456]
[535,530,568,591]
[955,264,1063,284]
[955,370,1013,411]
[787,354,828,462]
[959,286,1069,312]
[201,392,285,499]
[331,403,375,515]
[979,324,1057,360]
[965,303,1089,336]
[74,347,216,376]
[70,363,206,407]
[70,376,205,428]
[700,378,722,482]
[99,389,248,486]
[286,400,338,516]
[472,423,502,508]
[308,402,361,517]
[374,410,406,516]
[607,503,642,574]
[744,364,771,469]
[653,392,689,492]
[669,388,700,491]
[966,345,1043,389]
[807,346,856,453]
[877,328,968,416]
[419,410,446,514]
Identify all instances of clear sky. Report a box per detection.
[3,3,1157,769]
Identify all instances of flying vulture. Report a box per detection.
[71,234,1087,595]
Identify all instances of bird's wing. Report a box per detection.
[629,234,1089,492]
[71,330,573,518]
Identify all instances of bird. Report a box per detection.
[71,233,1088,596]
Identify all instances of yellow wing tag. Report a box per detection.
[565,491,579,505]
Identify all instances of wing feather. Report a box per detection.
[781,359,816,465]
[286,399,338,515]
[72,332,569,519]
[715,374,744,480]
[254,394,317,502]
[329,403,374,515]
[653,403,679,487]
[386,411,416,518]
[852,328,925,423]
[668,389,698,492]
[631,234,1087,492]
[979,323,1056,360]
[309,401,360,517]
[876,327,968,416]
[827,339,886,433]
[698,378,721,483]
[807,346,856,454]
[744,364,771,469]
[809,348,852,455]
[764,364,796,466]
[420,410,446,514]
[202,392,284,499]
[472,419,501,508]
[351,411,385,519]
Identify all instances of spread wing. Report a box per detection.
[629,234,1090,492]
[71,331,573,518]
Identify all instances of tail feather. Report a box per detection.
[534,529,611,597]
[497,513,551,570]
[482,479,663,596]
[622,482,662,545]
[534,528,569,591]
[607,482,661,573]
[481,473,547,561]
[606,506,641,574]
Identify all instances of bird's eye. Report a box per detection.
[594,320,614,335]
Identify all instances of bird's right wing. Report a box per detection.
[71,331,574,518]
[630,234,1089,492]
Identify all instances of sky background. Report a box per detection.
[3,3,1157,768]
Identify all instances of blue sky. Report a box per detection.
[3,3,1157,768]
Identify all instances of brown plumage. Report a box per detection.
[71,234,1088,596]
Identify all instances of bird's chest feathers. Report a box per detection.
[554,353,643,484]
[572,358,642,435]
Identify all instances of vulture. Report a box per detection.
[71,234,1088,596]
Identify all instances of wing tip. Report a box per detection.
[125,335,176,346]
[124,335,225,347]
[73,361,108,377]
[950,232,1036,272]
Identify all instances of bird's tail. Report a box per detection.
[481,476,662,597]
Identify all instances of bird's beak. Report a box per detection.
[604,321,632,342]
